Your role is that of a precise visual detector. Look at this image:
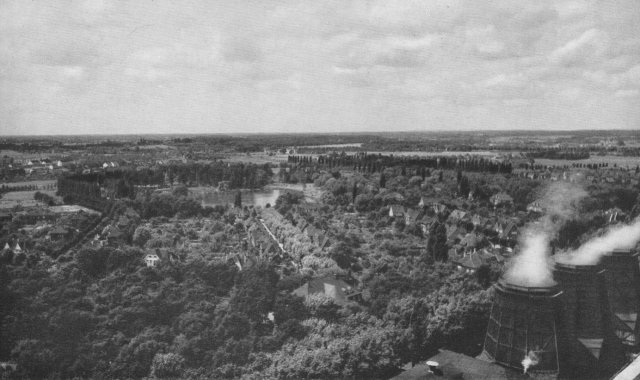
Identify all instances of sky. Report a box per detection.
[1,0,639,135]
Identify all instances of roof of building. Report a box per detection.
[500,222,517,239]
[491,192,514,203]
[292,276,352,305]
[461,233,479,248]
[49,226,69,235]
[447,227,466,242]
[389,205,406,216]
[392,349,527,380]
[432,203,448,214]
[455,252,485,270]
[448,209,467,221]
[612,351,640,380]
[405,209,420,222]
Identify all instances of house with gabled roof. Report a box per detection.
[144,253,161,267]
[292,276,354,305]
[418,196,439,208]
[404,209,421,224]
[49,226,71,241]
[447,226,467,246]
[471,214,488,228]
[447,209,467,223]
[527,200,545,214]
[419,216,437,235]
[431,202,448,215]
[391,349,527,379]
[107,228,124,244]
[389,205,406,218]
[499,221,518,244]
[481,247,506,264]
[604,208,624,224]
[490,192,513,207]
[461,232,479,252]
[453,251,486,273]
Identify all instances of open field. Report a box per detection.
[0,149,27,158]
[49,205,100,214]
[300,143,363,148]
[0,190,59,209]
[223,153,287,165]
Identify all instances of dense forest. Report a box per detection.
[282,154,512,186]
[0,201,492,379]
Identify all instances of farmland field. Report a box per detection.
[0,190,59,209]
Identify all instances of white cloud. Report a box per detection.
[1,0,639,135]
[334,34,439,71]
[465,25,506,58]
[61,66,85,79]
[555,1,592,18]
[549,28,609,66]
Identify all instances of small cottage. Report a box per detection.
[144,253,161,267]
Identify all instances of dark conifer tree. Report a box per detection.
[352,182,357,203]
[234,191,242,208]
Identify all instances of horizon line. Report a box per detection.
[1,128,639,138]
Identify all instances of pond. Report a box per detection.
[196,189,281,208]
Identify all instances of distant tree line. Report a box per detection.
[161,162,272,189]
[57,177,101,200]
[527,149,590,160]
[0,183,41,194]
[287,153,512,176]
[57,162,273,203]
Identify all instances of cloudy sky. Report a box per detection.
[1,0,639,135]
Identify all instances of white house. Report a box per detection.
[144,253,160,267]
[389,205,406,218]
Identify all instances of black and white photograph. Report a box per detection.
[1,1,640,379]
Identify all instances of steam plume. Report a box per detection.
[522,350,540,374]
[536,182,587,235]
[504,182,586,287]
[504,231,555,287]
[556,219,640,265]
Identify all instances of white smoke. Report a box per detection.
[522,350,540,374]
[504,183,586,287]
[504,231,555,287]
[537,182,587,235]
[556,219,640,265]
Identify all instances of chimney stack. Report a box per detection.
[553,261,626,377]
[482,279,564,376]
[601,249,640,349]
